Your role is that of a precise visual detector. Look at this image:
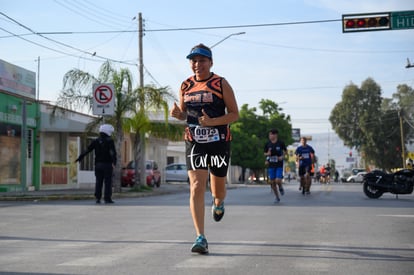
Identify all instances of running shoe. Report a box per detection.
[274,197,280,204]
[212,199,225,222]
[279,187,285,196]
[191,235,209,254]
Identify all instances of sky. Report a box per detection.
[1,0,414,136]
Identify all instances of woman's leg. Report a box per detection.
[210,174,227,207]
[188,169,209,236]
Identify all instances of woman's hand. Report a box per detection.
[170,102,186,120]
[198,109,212,126]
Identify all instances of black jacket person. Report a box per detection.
[76,124,117,204]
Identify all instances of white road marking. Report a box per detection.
[58,256,115,266]
[377,215,414,218]
[175,257,233,269]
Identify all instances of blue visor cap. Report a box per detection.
[186,47,212,59]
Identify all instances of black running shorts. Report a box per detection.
[185,140,231,177]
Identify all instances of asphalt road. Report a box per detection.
[0,182,413,275]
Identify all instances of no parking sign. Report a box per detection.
[92,83,115,115]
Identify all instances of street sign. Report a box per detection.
[92,83,115,115]
[292,128,301,143]
[391,10,414,30]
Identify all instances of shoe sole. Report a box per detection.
[212,208,224,222]
[191,245,209,254]
[212,201,225,222]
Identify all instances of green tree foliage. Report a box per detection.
[55,61,136,191]
[55,61,178,190]
[330,78,413,170]
[123,85,181,186]
[231,99,292,181]
[393,84,414,141]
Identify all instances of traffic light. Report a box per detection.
[342,12,391,33]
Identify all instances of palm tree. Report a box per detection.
[55,61,181,191]
[123,84,184,187]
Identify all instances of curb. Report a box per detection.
[0,185,189,202]
[0,183,244,202]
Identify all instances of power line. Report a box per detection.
[2,18,340,36]
[3,28,411,55]
[143,65,163,87]
[0,12,137,66]
[53,0,133,29]
[0,30,137,38]
[0,26,96,61]
[145,18,342,32]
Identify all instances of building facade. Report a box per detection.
[0,59,39,192]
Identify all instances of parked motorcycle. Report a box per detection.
[362,168,414,199]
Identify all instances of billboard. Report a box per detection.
[0,59,36,99]
[292,128,301,143]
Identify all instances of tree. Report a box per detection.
[393,84,414,142]
[230,105,263,181]
[231,100,292,182]
[123,84,182,187]
[330,78,413,170]
[55,61,136,191]
[55,61,178,191]
[390,84,414,167]
[330,78,382,151]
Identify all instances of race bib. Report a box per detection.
[269,156,278,163]
[192,126,220,143]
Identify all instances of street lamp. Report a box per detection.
[406,58,414,69]
[210,32,246,48]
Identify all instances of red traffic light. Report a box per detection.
[345,20,355,28]
[357,19,366,27]
[342,12,391,32]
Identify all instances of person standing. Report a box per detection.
[170,43,239,254]
[334,170,339,183]
[75,124,117,204]
[264,128,287,203]
[295,137,315,195]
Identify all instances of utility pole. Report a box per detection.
[21,100,27,191]
[36,56,40,100]
[138,13,144,89]
[137,12,147,187]
[399,110,406,168]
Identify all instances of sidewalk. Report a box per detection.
[0,183,190,201]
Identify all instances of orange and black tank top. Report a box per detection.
[180,73,226,126]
